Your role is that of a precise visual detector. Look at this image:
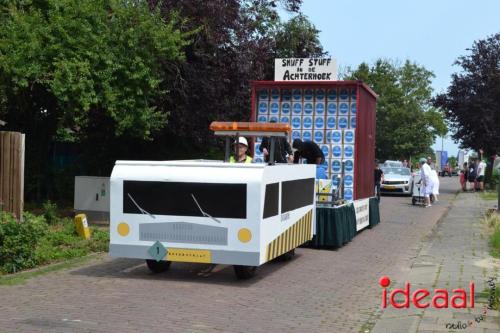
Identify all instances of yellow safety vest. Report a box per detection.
[229,155,253,163]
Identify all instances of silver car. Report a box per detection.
[380,167,413,195]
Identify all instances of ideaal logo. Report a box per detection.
[380,276,497,330]
[379,276,474,309]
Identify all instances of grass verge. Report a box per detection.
[480,190,498,201]
[483,212,500,258]
[0,253,104,286]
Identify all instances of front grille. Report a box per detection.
[383,181,406,185]
[139,222,228,245]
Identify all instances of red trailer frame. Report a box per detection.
[250,80,377,200]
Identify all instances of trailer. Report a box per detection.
[109,122,316,279]
[251,80,377,201]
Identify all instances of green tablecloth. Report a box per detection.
[369,197,380,227]
[310,204,357,248]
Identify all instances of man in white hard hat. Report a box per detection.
[229,137,253,163]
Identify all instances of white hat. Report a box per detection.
[234,137,248,147]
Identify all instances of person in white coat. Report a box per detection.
[430,169,440,202]
[419,158,433,207]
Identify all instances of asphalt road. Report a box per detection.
[0,177,460,333]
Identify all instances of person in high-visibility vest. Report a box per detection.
[229,137,253,163]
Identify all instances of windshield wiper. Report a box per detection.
[127,193,156,219]
[190,193,221,224]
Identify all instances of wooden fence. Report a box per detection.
[0,131,25,220]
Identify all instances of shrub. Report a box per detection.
[0,212,48,273]
[42,200,59,225]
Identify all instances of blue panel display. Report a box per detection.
[271,89,280,100]
[321,144,329,157]
[282,89,291,101]
[339,88,349,100]
[304,102,313,115]
[292,89,302,100]
[302,116,313,129]
[351,89,357,100]
[302,131,312,141]
[350,116,357,128]
[292,130,301,140]
[258,115,268,122]
[293,102,302,114]
[304,89,313,101]
[314,131,324,143]
[327,102,337,115]
[339,102,349,115]
[351,102,357,114]
[281,116,290,124]
[315,102,325,114]
[258,89,268,100]
[327,89,337,100]
[281,102,291,115]
[315,117,325,129]
[316,89,325,101]
[344,130,355,144]
[338,116,348,129]
[344,145,354,158]
[331,131,342,144]
[344,188,353,201]
[345,159,354,172]
[269,115,278,123]
[258,102,268,114]
[344,175,353,187]
[331,160,341,173]
[270,102,279,114]
[291,117,301,129]
[326,116,336,129]
[332,145,342,158]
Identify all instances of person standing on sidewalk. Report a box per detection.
[419,157,433,207]
[468,160,477,191]
[460,162,468,191]
[430,168,440,202]
[476,158,487,192]
[374,162,384,200]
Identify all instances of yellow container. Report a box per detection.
[74,214,91,240]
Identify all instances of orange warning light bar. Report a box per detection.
[209,121,291,134]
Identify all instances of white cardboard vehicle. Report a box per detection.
[109,122,316,279]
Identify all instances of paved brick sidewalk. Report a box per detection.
[371,192,500,333]
[0,179,459,333]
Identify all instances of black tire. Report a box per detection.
[233,265,258,279]
[146,259,171,273]
[277,249,295,261]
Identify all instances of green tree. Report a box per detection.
[347,59,446,161]
[434,33,500,157]
[0,0,189,199]
[274,14,325,58]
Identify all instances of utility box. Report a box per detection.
[74,176,110,222]
[251,81,377,201]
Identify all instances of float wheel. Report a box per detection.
[146,259,171,273]
[234,265,258,279]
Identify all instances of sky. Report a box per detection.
[285,0,500,158]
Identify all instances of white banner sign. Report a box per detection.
[353,198,370,231]
[275,58,337,81]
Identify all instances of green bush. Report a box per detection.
[0,212,109,275]
[42,200,59,225]
[0,212,48,273]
